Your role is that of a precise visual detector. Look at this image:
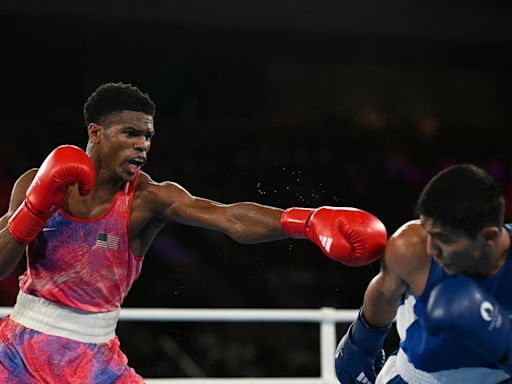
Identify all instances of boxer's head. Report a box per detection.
[84,83,156,182]
[416,164,505,276]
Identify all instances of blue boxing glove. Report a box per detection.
[425,275,511,366]
[335,309,391,384]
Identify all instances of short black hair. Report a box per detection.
[415,164,504,237]
[83,82,156,126]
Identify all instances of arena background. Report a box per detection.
[1,0,512,379]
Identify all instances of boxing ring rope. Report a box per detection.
[0,306,358,384]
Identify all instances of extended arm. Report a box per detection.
[151,181,285,244]
[147,179,387,264]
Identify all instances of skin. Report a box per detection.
[0,110,287,279]
[362,217,511,328]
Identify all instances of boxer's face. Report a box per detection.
[421,216,490,276]
[89,111,154,182]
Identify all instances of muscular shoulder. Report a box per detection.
[135,172,187,197]
[133,172,192,216]
[387,220,427,261]
[384,220,431,291]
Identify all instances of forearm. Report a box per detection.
[227,202,286,243]
[362,272,404,328]
[336,272,394,383]
[0,223,26,280]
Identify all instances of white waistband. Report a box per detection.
[10,290,120,344]
[394,349,441,384]
[393,348,510,384]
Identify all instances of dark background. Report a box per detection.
[1,0,512,378]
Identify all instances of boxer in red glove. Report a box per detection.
[0,146,95,278]
[7,145,95,244]
[0,82,387,383]
[281,206,387,266]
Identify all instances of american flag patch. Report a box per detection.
[96,232,119,250]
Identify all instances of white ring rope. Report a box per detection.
[0,306,358,321]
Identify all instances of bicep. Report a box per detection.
[148,180,284,243]
[363,258,408,327]
[362,226,422,327]
[363,221,429,327]
[153,181,231,230]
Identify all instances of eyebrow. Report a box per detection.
[124,126,155,136]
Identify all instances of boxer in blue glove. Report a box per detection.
[336,164,512,383]
[425,275,512,369]
[335,309,390,384]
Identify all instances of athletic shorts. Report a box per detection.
[0,316,144,383]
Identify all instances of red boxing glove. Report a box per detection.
[8,145,96,243]
[281,207,387,266]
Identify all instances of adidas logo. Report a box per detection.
[356,371,372,384]
[319,235,333,252]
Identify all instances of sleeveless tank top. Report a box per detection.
[395,224,512,372]
[19,173,143,312]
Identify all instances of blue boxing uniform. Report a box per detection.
[376,225,512,384]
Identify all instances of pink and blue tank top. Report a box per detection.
[19,174,143,312]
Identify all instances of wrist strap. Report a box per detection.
[280,208,313,239]
[8,201,46,243]
[350,308,391,354]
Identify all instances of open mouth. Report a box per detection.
[128,157,146,173]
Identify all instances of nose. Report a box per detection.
[134,137,150,152]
